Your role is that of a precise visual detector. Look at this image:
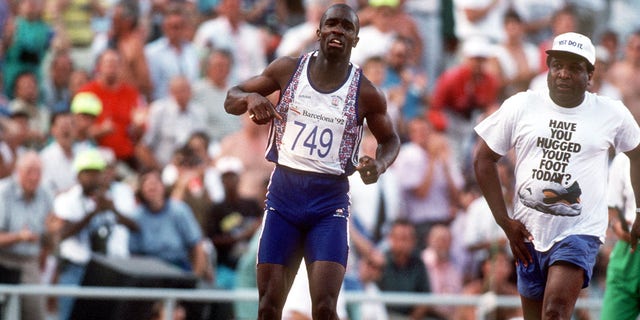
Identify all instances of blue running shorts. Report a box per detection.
[516,234,601,300]
[257,166,350,267]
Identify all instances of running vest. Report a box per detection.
[266,51,363,176]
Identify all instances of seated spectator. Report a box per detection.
[128,168,213,281]
[428,37,499,170]
[421,224,463,317]
[1,0,52,99]
[453,249,522,320]
[206,156,262,288]
[42,51,75,114]
[0,151,55,320]
[191,49,242,147]
[8,72,50,148]
[52,149,140,320]
[137,76,206,169]
[377,219,442,319]
[489,9,540,101]
[39,112,77,195]
[144,3,200,101]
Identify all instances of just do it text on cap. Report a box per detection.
[546,32,596,66]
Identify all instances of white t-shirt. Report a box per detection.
[475,90,640,251]
[608,153,635,224]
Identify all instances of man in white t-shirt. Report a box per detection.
[473,32,640,319]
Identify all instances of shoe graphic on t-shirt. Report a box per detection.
[518,180,582,216]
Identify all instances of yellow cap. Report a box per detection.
[71,92,103,116]
[73,149,107,173]
[369,0,399,7]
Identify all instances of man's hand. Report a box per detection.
[502,218,534,266]
[247,93,282,125]
[629,218,640,251]
[356,155,384,185]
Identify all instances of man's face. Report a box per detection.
[547,53,592,107]
[317,5,359,59]
[18,159,42,196]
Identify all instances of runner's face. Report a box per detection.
[317,6,359,58]
[547,54,592,107]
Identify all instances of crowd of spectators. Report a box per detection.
[0,0,639,319]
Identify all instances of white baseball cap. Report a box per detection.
[546,32,596,66]
[462,37,494,58]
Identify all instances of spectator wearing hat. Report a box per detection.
[69,91,101,151]
[428,36,500,173]
[202,155,262,319]
[206,156,262,277]
[0,151,56,320]
[76,49,146,170]
[51,148,139,320]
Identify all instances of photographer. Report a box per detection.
[51,149,139,320]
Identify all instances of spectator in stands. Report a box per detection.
[382,36,428,129]
[69,91,100,151]
[453,0,509,44]
[217,114,274,204]
[191,49,242,146]
[589,46,621,100]
[44,0,105,71]
[350,0,398,66]
[78,49,146,170]
[377,219,440,319]
[8,72,50,149]
[183,131,224,203]
[537,5,578,72]
[0,151,55,320]
[137,76,205,169]
[462,158,512,279]
[453,249,522,320]
[0,118,19,181]
[99,148,137,258]
[207,156,262,286]
[275,0,331,58]
[52,149,139,320]
[193,0,268,84]
[1,0,52,99]
[166,145,213,236]
[348,127,401,246]
[598,29,620,63]
[145,3,200,101]
[92,0,152,101]
[428,37,499,170]
[39,112,77,195]
[391,117,463,246]
[489,9,540,101]
[421,224,463,318]
[361,56,404,135]
[510,0,562,45]
[404,0,444,94]
[607,30,640,124]
[42,50,74,113]
[129,168,213,280]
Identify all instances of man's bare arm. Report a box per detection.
[624,145,640,250]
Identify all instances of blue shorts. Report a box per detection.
[516,235,601,301]
[257,166,350,267]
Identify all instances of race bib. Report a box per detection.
[280,103,346,163]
